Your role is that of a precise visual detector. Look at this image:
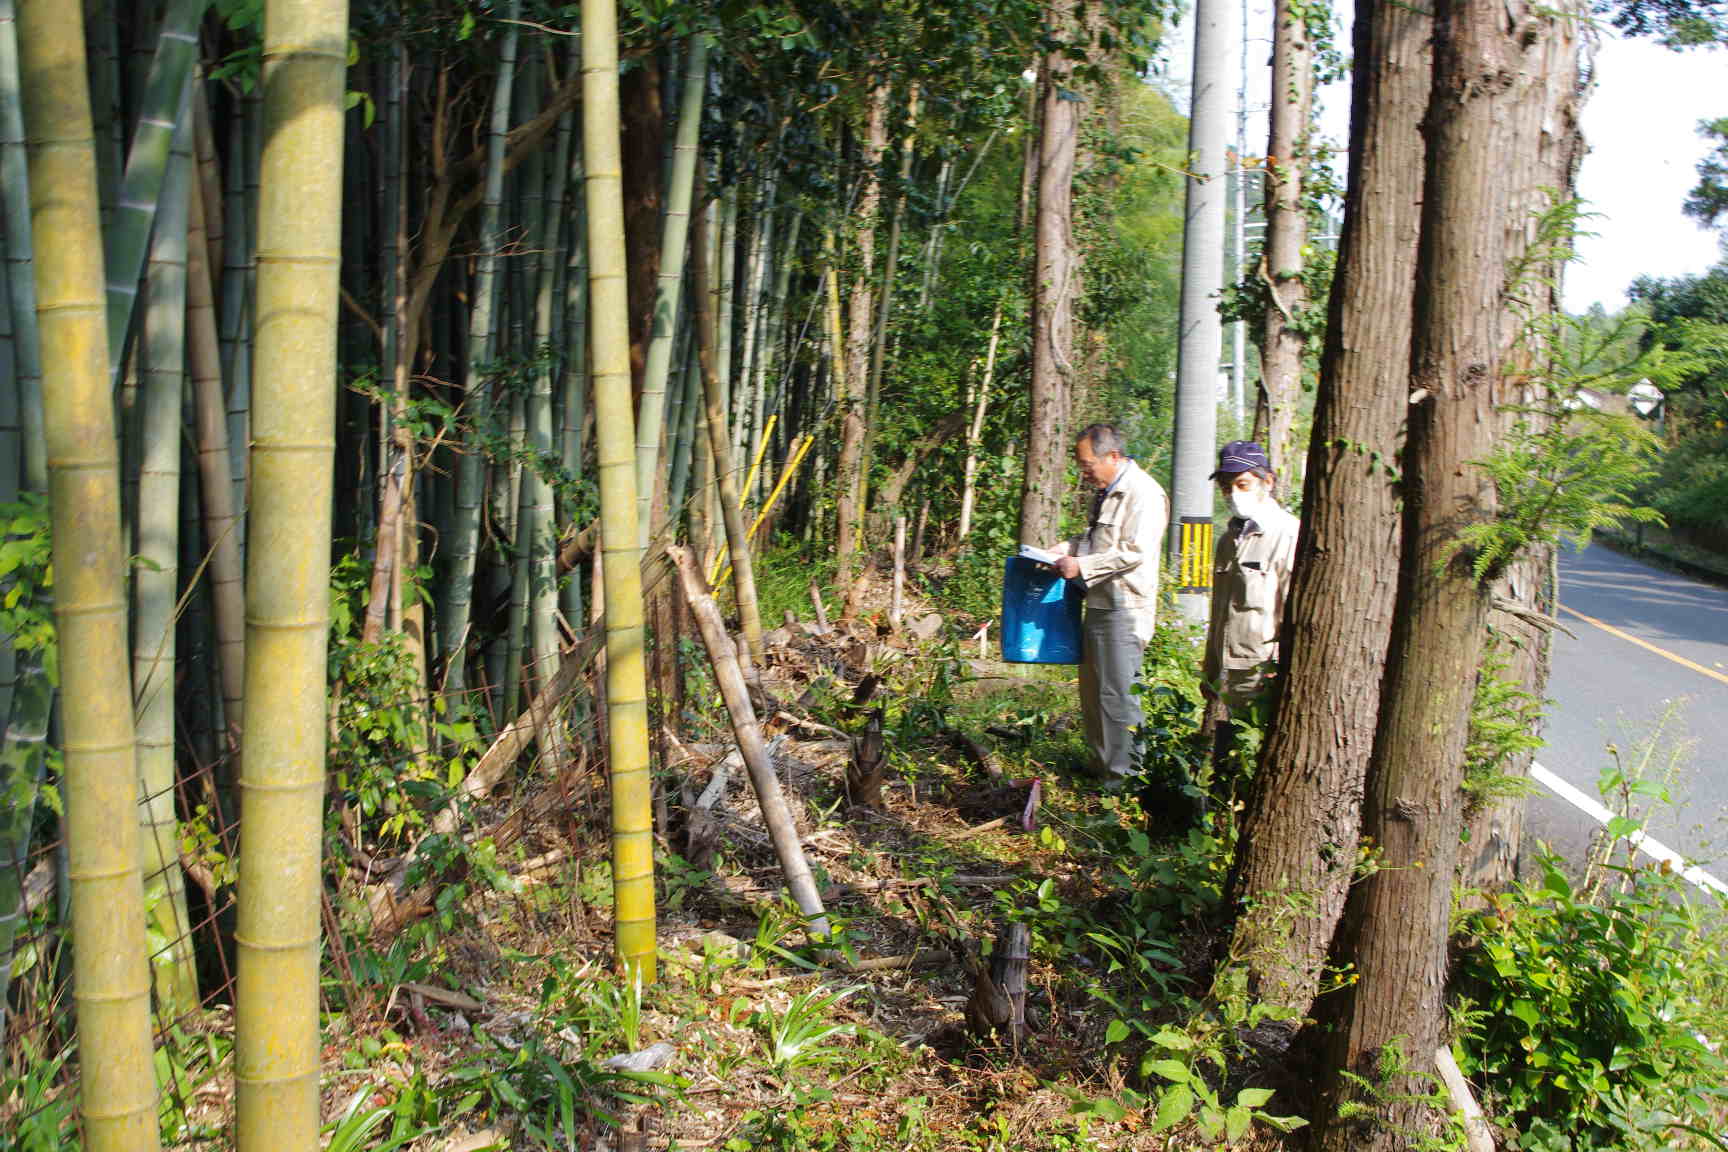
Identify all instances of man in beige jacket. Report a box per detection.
[1043,424,1170,778]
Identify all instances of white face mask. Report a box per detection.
[1228,487,1265,520]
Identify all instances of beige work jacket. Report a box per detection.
[1202,503,1300,704]
[1051,459,1169,617]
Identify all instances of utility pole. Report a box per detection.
[1171,0,1230,622]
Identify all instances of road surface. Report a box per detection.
[1531,543,1728,874]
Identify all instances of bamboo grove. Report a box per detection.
[0,0,1186,1141]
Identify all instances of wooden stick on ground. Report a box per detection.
[671,544,830,937]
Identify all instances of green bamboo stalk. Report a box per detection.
[502,55,547,724]
[0,26,27,1040]
[134,102,199,1014]
[444,0,520,712]
[17,0,161,1143]
[0,648,48,1039]
[102,0,210,388]
[558,119,588,637]
[187,153,245,753]
[737,170,776,501]
[527,61,570,749]
[81,0,120,230]
[634,34,707,548]
[582,0,657,980]
[693,198,764,663]
[717,184,739,472]
[221,96,253,562]
[0,0,42,492]
[232,0,347,1141]
[667,330,699,527]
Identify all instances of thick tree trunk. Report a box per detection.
[1252,0,1313,481]
[834,85,888,592]
[1019,1,1078,548]
[1228,0,1429,1014]
[1309,1,1573,1145]
[1464,8,1585,897]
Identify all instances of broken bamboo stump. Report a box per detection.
[670,545,831,937]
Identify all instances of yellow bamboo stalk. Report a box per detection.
[233,0,348,1146]
[707,409,778,586]
[15,2,161,1147]
[582,0,656,982]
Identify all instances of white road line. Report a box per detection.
[1531,761,1728,898]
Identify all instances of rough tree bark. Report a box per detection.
[1309,1,1575,1145]
[1228,0,1429,1014]
[1018,0,1079,548]
[834,84,888,594]
[1252,0,1314,480]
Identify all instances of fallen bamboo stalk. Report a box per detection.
[670,544,830,937]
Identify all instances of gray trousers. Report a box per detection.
[1079,607,1153,777]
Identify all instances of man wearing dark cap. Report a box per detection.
[1201,441,1301,739]
[1038,423,1169,778]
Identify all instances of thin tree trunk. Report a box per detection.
[1310,1,1571,1144]
[233,0,346,1143]
[835,86,888,595]
[1251,0,1314,480]
[1228,0,1429,1013]
[134,108,199,1014]
[1019,10,1079,548]
[857,86,919,528]
[958,300,1003,543]
[694,193,766,663]
[583,0,659,980]
[18,1,161,1143]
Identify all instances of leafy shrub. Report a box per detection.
[1455,855,1728,1151]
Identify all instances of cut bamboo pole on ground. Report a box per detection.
[670,544,830,937]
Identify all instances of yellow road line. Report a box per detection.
[1558,602,1728,688]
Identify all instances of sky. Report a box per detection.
[1155,6,1727,315]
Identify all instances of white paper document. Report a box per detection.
[1017,545,1062,566]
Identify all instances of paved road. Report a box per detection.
[1531,543,1728,873]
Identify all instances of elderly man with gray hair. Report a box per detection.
[1039,424,1170,778]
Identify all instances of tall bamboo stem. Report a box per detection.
[101,0,208,387]
[187,170,245,752]
[18,0,161,1143]
[694,200,765,662]
[233,0,347,1142]
[634,34,707,546]
[582,0,657,980]
[444,0,521,711]
[134,103,198,1013]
